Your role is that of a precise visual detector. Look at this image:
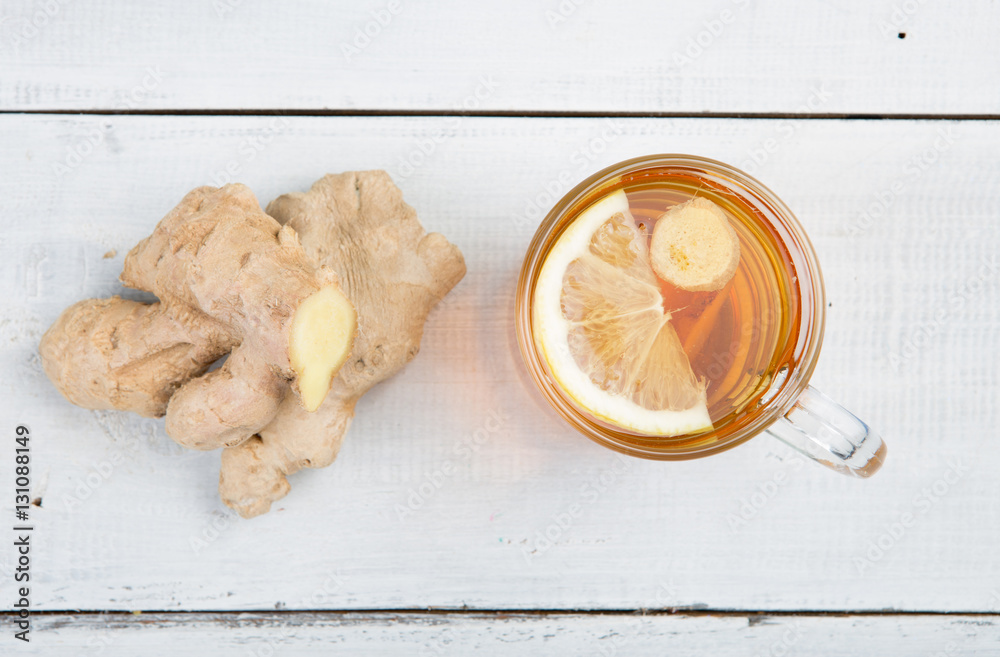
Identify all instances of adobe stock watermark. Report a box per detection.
[420,628,457,657]
[930,640,970,657]
[510,119,626,232]
[545,0,587,30]
[82,631,116,656]
[60,411,154,513]
[60,456,126,514]
[845,125,956,238]
[25,244,46,299]
[590,616,654,657]
[887,256,998,371]
[394,408,509,520]
[0,0,72,56]
[209,115,291,186]
[246,571,349,657]
[645,564,710,610]
[212,0,245,19]
[651,579,682,609]
[726,454,805,533]
[739,84,834,176]
[876,0,927,38]
[341,0,404,63]
[854,458,970,574]
[671,0,750,70]
[394,75,500,180]
[189,508,240,554]
[701,316,768,382]
[752,620,805,657]
[51,66,166,177]
[520,453,632,564]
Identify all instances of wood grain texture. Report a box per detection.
[1,0,998,114]
[0,115,998,615]
[13,612,1000,656]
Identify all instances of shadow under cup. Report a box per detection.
[515,154,829,462]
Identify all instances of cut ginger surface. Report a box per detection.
[650,196,740,292]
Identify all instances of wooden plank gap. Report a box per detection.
[2,109,1000,121]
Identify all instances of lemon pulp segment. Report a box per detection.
[533,189,712,436]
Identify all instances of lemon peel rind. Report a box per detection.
[533,189,713,437]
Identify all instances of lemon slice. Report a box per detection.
[533,189,712,436]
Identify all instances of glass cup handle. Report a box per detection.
[765,386,886,478]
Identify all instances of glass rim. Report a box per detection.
[514,153,826,460]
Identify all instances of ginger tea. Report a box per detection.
[527,163,803,452]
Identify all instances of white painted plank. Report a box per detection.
[1,0,998,114]
[14,612,1000,656]
[0,115,998,613]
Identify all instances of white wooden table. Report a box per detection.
[2,1,999,654]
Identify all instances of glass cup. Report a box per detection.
[515,154,886,477]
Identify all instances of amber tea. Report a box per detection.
[517,154,885,476]
[524,163,804,453]
[622,172,801,430]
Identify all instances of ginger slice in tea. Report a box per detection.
[650,197,740,292]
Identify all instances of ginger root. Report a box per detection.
[649,197,740,292]
[39,172,465,518]
[41,184,356,451]
[220,171,466,517]
[39,296,236,418]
